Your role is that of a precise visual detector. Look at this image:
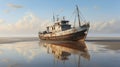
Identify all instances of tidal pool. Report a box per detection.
[0,40,120,67]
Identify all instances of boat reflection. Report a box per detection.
[40,41,90,61]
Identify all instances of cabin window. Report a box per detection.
[47,27,49,32]
[61,21,69,25]
[61,25,71,31]
[52,26,55,30]
[52,27,53,30]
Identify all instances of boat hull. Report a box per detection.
[39,28,88,41]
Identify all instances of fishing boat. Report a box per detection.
[39,5,90,41]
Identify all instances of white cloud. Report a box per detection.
[0,13,51,36]
[93,6,100,10]
[90,19,120,34]
[0,19,5,23]
[3,10,11,13]
[7,3,23,8]
[0,11,120,36]
[3,3,23,14]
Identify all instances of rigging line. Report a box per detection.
[74,13,77,27]
[68,9,76,21]
[53,12,55,22]
[79,14,86,24]
[80,16,85,22]
[79,10,86,22]
[80,15,85,22]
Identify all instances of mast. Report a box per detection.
[53,13,55,22]
[78,55,81,67]
[76,5,81,27]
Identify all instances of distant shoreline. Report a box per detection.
[86,37,120,42]
[0,37,120,44]
[86,40,120,42]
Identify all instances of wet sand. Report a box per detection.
[86,37,120,41]
[93,42,120,50]
[0,37,120,67]
[0,37,39,44]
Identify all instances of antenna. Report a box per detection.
[63,16,65,20]
[76,5,81,27]
[56,15,59,21]
[53,13,55,22]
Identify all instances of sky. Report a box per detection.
[0,0,120,37]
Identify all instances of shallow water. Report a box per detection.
[0,40,120,67]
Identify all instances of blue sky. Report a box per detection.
[0,0,120,21]
[0,0,120,37]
